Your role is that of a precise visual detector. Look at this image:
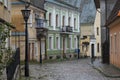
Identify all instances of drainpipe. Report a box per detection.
[63,36,65,58]
[45,37,47,60]
[40,38,42,63]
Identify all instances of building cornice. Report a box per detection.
[12,1,47,12]
[45,1,79,12]
[0,18,15,28]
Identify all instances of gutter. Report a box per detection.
[15,0,47,12]
[106,11,120,27]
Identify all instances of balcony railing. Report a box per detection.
[35,18,48,38]
[35,18,47,28]
[6,48,20,80]
[61,26,73,32]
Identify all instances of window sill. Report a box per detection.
[49,26,53,27]
[74,28,78,30]
[56,26,60,28]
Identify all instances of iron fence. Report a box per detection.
[6,48,20,80]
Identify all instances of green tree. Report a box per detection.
[0,23,13,78]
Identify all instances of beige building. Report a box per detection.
[0,0,17,79]
[0,0,11,22]
[11,0,47,61]
[94,8,101,57]
[0,0,12,48]
[80,23,94,57]
[80,9,101,58]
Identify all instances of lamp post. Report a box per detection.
[21,5,31,77]
[77,34,80,59]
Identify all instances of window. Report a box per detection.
[49,13,51,26]
[49,37,52,49]
[74,38,77,48]
[69,38,72,49]
[97,27,99,35]
[83,36,87,39]
[56,37,59,49]
[62,16,65,27]
[110,36,112,53]
[114,34,117,54]
[74,18,76,29]
[35,42,38,56]
[82,46,84,51]
[36,19,44,28]
[119,33,120,53]
[97,43,99,52]
[56,14,58,27]
[68,17,71,26]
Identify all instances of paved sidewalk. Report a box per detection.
[91,58,120,78]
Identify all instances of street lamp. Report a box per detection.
[21,5,31,77]
[77,34,80,59]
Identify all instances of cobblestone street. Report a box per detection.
[21,59,120,80]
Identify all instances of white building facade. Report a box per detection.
[45,0,80,58]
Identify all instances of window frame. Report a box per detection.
[56,14,59,27]
[74,18,76,29]
[49,13,52,26]
[114,34,117,54]
[97,43,99,53]
[97,27,99,35]
[110,35,112,53]
[49,37,52,50]
[62,16,65,27]
[56,37,59,49]
[74,38,77,49]
[68,17,71,26]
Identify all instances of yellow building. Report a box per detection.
[0,0,11,22]
[0,0,17,79]
[11,0,47,61]
[0,0,15,50]
[80,23,94,57]
[0,0,11,48]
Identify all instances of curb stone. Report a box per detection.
[89,63,120,78]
